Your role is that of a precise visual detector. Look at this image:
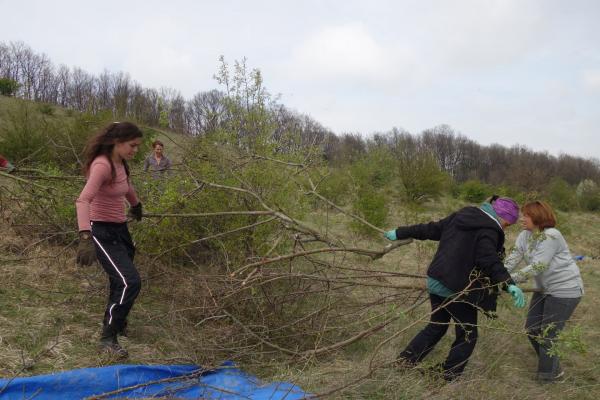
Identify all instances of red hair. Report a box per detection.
[522,201,556,230]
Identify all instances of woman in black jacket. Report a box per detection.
[384,197,526,381]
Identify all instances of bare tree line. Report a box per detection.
[2,41,599,189]
[0,41,332,145]
[328,126,600,189]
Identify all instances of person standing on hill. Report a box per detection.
[143,140,171,178]
[75,121,144,358]
[504,200,584,383]
[384,196,527,381]
[0,154,15,173]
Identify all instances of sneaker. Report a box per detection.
[538,370,566,384]
[420,363,460,382]
[392,357,417,369]
[99,326,129,359]
[442,370,460,382]
[99,338,129,359]
[553,370,566,382]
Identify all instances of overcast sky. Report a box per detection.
[2,0,599,158]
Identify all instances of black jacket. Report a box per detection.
[394,207,515,306]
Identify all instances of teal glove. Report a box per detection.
[507,284,526,308]
[384,229,397,241]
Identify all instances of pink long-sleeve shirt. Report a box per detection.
[75,155,139,231]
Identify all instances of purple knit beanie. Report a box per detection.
[492,197,519,224]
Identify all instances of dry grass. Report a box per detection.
[1,196,599,399]
[272,202,600,399]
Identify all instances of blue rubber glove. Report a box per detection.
[507,284,526,308]
[384,229,397,241]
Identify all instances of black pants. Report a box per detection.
[91,221,141,334]
[400,293,478,378]
[525,292,580,381]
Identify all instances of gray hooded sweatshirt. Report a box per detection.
[505,228,584,298]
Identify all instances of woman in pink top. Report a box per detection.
[75,121,143,358]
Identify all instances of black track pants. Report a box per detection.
[399,293,478,378]
[91,221,141,333]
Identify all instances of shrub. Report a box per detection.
[351,187,388,235]
[459,180,490,203]
[491,185,525,201]
[0,78,20,96]
[314,169,352,206]
[132,132,311,266]
[37,103,55,116]
[0,100,53,164]
[3,165,80,244]
[398,152,450,202]
[349,149,395,191]
[576,179,600,211]
[449,181,462,198]
[547,177,577,211]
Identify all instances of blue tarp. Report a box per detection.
[0,361,309,399]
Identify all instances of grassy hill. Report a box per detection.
[1,96,599,399]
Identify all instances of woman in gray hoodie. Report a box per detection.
[505,200,584,383]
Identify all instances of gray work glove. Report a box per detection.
[127,202,143,221]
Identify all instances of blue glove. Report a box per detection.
[507,284,526,308]
[384,229,397,241]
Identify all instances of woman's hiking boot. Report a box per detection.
[100,326,128,359]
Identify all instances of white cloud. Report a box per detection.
[288,24,401,83]
[582,69,600,90]
[432,1,546,67]
[118,17,209,96]
[284,2,549,94]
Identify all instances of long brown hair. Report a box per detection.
[82,122,143,181]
